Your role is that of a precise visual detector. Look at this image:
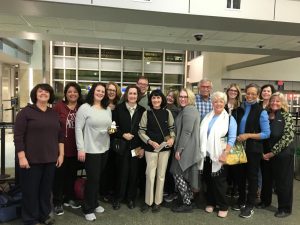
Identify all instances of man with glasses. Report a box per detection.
[195,79,213,119]
[136,76,150,110]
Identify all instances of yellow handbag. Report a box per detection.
[226,141,247,165]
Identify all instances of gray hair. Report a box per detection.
[198,78,213,89]
[211,91,227,104]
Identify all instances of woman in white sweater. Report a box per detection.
[75,83,112,221]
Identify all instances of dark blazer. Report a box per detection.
[114,102,145,150]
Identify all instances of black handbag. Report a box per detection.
[112,138,127,155]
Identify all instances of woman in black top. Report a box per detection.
[112,85,145,210]
[14,83,64,225]
[139,90,175,213]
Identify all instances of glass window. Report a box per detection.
[123,50,142,60]
[227,0,241,9]
[78,48,99,57]
[101,71,121,82]
[53,69,64,79]
[78,82,94,96]
[65,47,76,56]
[101,49,121,59]
[144,73,162,83]
[65,69,76,80]
[144,52,163,61]
[165,53,184,62]
[165,74,184,84]
[123,72,142,83]
[78,70,99,81]
[164,85,183,94]
[53,81,64,102]
[54,46,63,56]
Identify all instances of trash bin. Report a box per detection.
[294,134,300,180]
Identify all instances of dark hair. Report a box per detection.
[106,82,122,105]
[64,82,83,105]
[30,83,55,104]
[245,83,260,95]
[85,82,109,108]
[259,84,276,100]
[136,75,149,83]
[166,89,178,106]
[148,89,167,108]
[123,85,141,103]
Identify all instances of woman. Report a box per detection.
[112,85,145,210]
[199,91,237,218]
[170,88,202,213]
[225,84,244,199]
[139,90,175,213]
[53,82,82,216]
[259,84,276,109]
[259,92,295,217]
[75,82,111,221]
[100,82,122,201]
[14,83,64,225]
[236,83,270,219]
[164,90,180,202]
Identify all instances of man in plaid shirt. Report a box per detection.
[195,79,213,119]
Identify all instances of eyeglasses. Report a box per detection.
[229,89,238,93]
[179,96,188,99]
[137,82,148,87]
[107,89,116,93]
[200,85,211,89]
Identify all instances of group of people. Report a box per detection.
[13,77,295,225]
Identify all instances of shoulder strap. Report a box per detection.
[151,109,165,139]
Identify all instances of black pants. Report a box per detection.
[82,152,108,214]
[203,157,228,211]
[100,149,117,197]
[114,150,139,202]
[164,148,175,194]
[238,152,261,207]
[261,153,294,213]
[53,156,79,206]
[19,163,56,225]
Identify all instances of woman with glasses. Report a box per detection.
[170,88,202,213]
[99,82,122,202]
[236,83,270,219]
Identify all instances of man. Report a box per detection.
[195,79,213,119]
[136,76,150,110]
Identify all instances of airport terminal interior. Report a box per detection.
[1,0,300,224]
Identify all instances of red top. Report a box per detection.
[54,101,79,157]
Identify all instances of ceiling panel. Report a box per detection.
[0,14,26,25]
[24,16,61,28]
[59,18,94,30]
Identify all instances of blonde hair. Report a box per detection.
[269,92,289,112]
[226,83,242,108]
[211,91,227,104]
[178,88,195,106]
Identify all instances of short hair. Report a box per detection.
[178,88,195,106]
[226,83,242,108]
[123,85,142,103]
[166,89,178,106]
[245,83,260,95]
[63,82,83,105]
[30,83,55,104]
[211,91,227,105]
[148,89,167,108]
[136,75,149,84]
[268,92,289,112]
[198,78,213,89]
[85,82,109,108]
[106,81,122,105]
[259,84,276,100]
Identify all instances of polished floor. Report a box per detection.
[2,179,300,225]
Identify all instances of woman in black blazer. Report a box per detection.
[112,85,145,210]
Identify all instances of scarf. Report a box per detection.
[199,109,229,175]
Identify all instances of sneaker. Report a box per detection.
[64,200,81,209]
[54,205,64,216]
[239,206,254,218]
[164,193,178,203]
[218,210,228,218]
[95,205,105,213]
[85,213,96,221]
[231,203,245,211]
[171,204,193,213]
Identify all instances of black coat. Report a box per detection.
[113,102,145,150]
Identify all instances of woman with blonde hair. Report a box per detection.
[259,92,295,218]
[170,88,202,213]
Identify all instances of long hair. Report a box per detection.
[106,82,122,105]
[268,92,289,112]
[226,83,242,108]
[85,82,109,109]
[63,82,83,105]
